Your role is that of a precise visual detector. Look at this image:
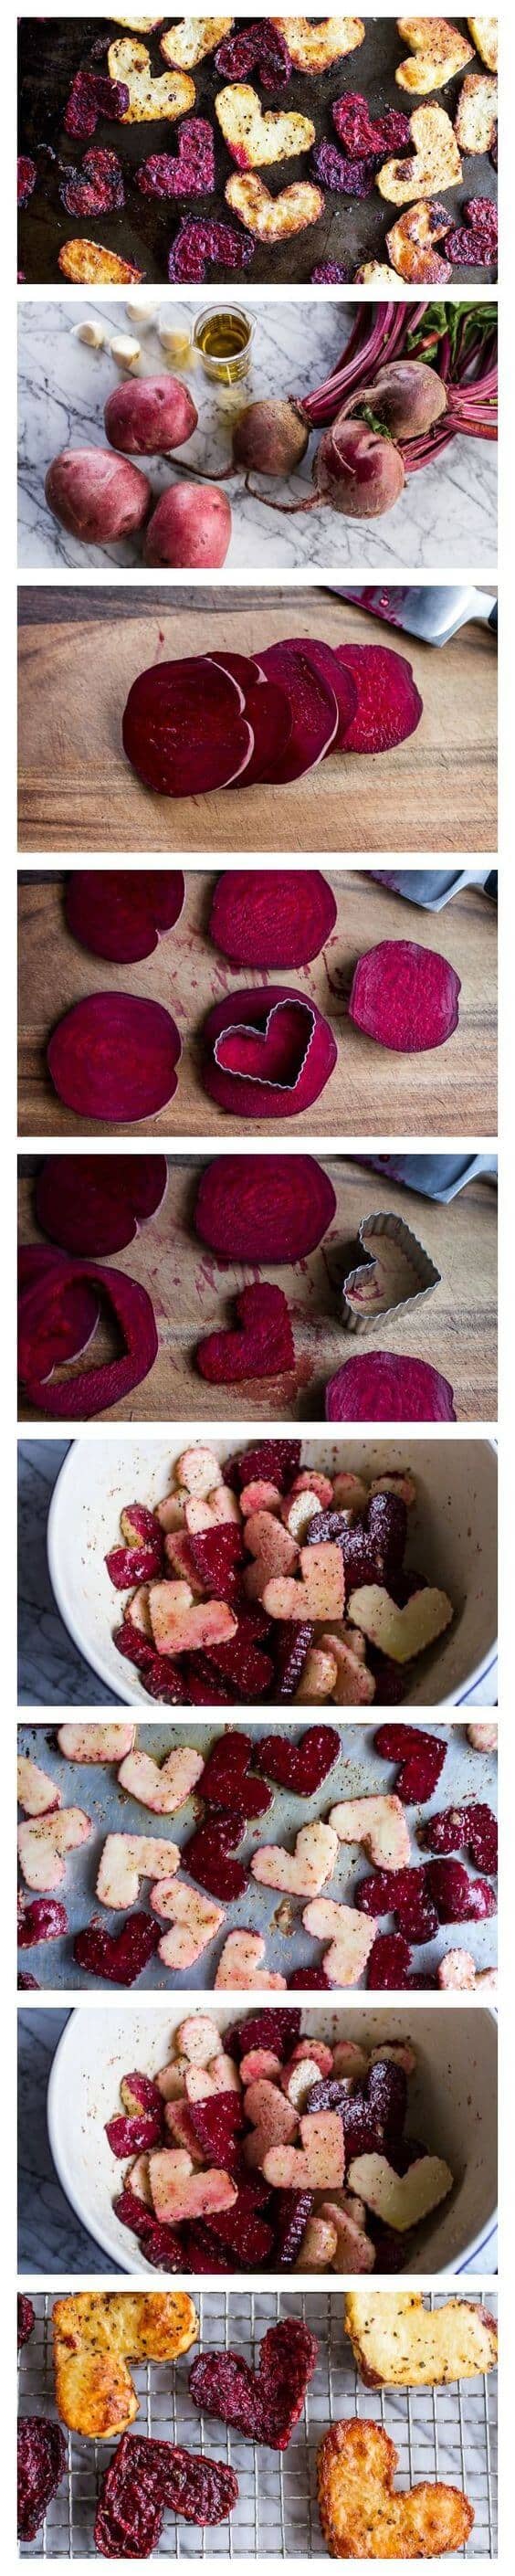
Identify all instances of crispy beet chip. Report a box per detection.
[169,218,254,282]
[18,1895,68,1948]
[183,1810,248,1902]
[189,2317,319,2449]
[187,1520,246,1606]
[188,2088,246,2175]
[215,22,291,86]
[332,91,410,155]
[446,216,498,266]
[74,1912,161,1984]
[64,68,130,139]
[421,1801,497,1874]
[313,139,377,195]
[310,261,348,281]
[137,121,215,199]
[357,1865,438,1944]
[256,1726,341,1794]
[17,155,37,206]
[199,1727,271,1816]
[17,2296,35,2350]
[95,2433,238,2555]
[226,2007,300,2062]
[273,2190,314,2265]
[60,145,124,216]
[374,1722,447,1804]
[17,2421,67,2545]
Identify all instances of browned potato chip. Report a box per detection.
[455,69,497,150]
[110,14,165,27]
[161,17,233,69]
[396,17,474,93]
[226,170,323,238]
[107,35,194,119]
[58,239,146,284]
[386,201,453,282]
[215,82,315,166]
[271,16,364,72]
[354,260,400,281]
[468,17,498,71]
[378,102,461,202]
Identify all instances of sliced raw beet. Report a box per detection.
[18,1259,158,1419]
[187,2088,247,2174]
[256,1726,341,1793]
[95,2433,238,2556]
[65,869,184,965]
[225,2008,301,2063]
[332,91,411,155]
[206,657,292,790]
[114,2188,185,2272]
[106,2109,163,2157]
[107,1534,163,1585]
[60,145,124,217]
[289,639,358,751]
[122,655,253,797]
[203,985,337,1119]
[18,1895,68,1947]
[17,155,37,206]
[208,870,337,967]
[208,2182,274,2265]
[197,1283,294,1383]
[17,2420,67,2545]
[199,1728,271,1818]
[169,217,254,282]
[142,1657,190,1705]
[357,1866,438,1944]
[36,1152,168,1258]
[226,1439,301,1494]
[335,643,423,754]
[289,1963,334,1988]
[420,1801,497,1874]
[18,2296,35,2350]
[194,1153,336,1264]
[273,2190,314,2265]
[184,1654,238,1705]
[206,1615,275,1702]
[374,1723,447,1804]
[136,119,215,198]
[183,1810,248,1902]
[18,1251,100,1380]
[274,1621,314,1698]
[349,939,460,1053]
[73,1911,161,1983]
[187,1520,246,1605]
[255,642,339,781]
[47,992,181,1122]
[64,68,130,138]
[215,23,291,86]
[424,1857,497,1922]
[366,1932,414,1989]
[189,2318,319,2450]
[313,141,377,195]
[325,1350,457,1422]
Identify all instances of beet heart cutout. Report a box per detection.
[374,1723,447,1804]
[183,1809,249,1901]
[137,119,215,197]
[203,987,337,1119]
[60,146,124,217]
[256,1726,341,1794]
[199,1728,271,1819]
[196,1284,294,1383]
[189,2317,319,2449]
[73,1912,161,1984]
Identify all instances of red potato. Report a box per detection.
[45,447,151,543]
[144,482,232,567]
[104,373,197,455]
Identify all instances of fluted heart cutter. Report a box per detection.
[342,1211,440,1334]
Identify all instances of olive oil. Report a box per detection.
[194,305,254,383]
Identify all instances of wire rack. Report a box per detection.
[18,2289,497,2560]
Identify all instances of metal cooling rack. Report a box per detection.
[18,2289,497,2559]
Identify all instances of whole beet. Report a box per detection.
[144,482,232,568]
[316,415,405,518]
[104,374,198,455]
[359,359,448,441]
[232,397,310,477]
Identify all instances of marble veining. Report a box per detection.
[18,298,497,574]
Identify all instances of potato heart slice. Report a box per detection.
[226,171,323,238]
[161,17,233,68]
[344,2287,498,2385]
[317,2418,474,2559]
[377,106,461,203]
[272,16,365,71]
[215,82,315,166]
[108,36,194,118]
[348,1584,454,1663]
[395,16,474,94]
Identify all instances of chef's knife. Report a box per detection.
[363,1154,498,1202]
[369,868,498,909]
[329,586,498,645]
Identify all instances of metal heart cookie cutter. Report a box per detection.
[342,1210,441,1334]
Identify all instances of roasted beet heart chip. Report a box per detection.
[256,1726,341,1793]
[335,642,423,755]
[189,2317,319,2449]
[199,1728,271,1817]
[255,642,339,782]
[47,992,181,1122]
[169,217,254,282]
[311,262,348,281]
[19,1256,158,1420]
[95,2432,238,2556]
[36,1152,168,1258]
[215,22,291,85]
[114,2189,185,2271]
[137,120,215,198]
[106,2110,163,2157]
[64,68,129,138]
[446,224,498,266]
[17,154,37,206]
[349,939,460,1053]
[187,1521,246,1605]
[357,1865,438,1944]
[60,145,124,217]
[421,1801,497,1874]
[226,1439,301,1495]
[366,1932,414,1989]
[18,1895,68,1948]
[123,655,253,798]
[209,870,337,968]
[183,1811,248,1902]
[374,1722,447,1804]
[275,1621,315,1698]
[204,985,337,1119]
[74,1911,161,1984]
[188,2088,246,2174]
[273,2190,314,2265]
[18,2296,35,2350]
[424,1857,497,1922]
[197,1283,295,1383]
[313,140,377,195]
[332,90,410,155]
[17,2420,67,2545]
[325,1350,456,1422]
[66,869,184,965]
[226,2007,301,2062]
[195,1153,336,1264]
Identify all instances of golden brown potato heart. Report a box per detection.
[317,2420,474,2559]
[53,2292,198,2439]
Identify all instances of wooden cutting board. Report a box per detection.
[17,871,497,1139]
[17,587,497,855]
[18,1156,497,1427]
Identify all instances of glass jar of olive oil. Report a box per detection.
[193,306,254,384]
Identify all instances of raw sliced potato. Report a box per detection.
[226,170,323,238]
[377,103,462,202]
[215,82,315,167]
[107,36,194,120]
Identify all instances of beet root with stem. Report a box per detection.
[245,415,405,522]
[352,359,449,443]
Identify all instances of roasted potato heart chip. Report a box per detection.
[107,36,194,120]
[395,17,474,93]
[345,2288,499,2387]
[386,200,452,280]
[271,16,365,71]
[226,171,323,237]
[317,2419,474,2560]
[377,103,461,202]
[58,239,145,282]
[455,70,498,151]
[215,82,315,165]
[161,17,233,69]
[468,17,498,71]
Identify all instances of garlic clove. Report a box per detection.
[72,321,106,350]
[158,323,192,360]
[125,297,161,330]
[109,334,142,369]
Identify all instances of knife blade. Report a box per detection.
[329,586,497,646]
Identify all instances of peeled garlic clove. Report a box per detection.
[72,321,105,350]
[110,334,141,369]
[125,297,161,330]
[158,323,192,359]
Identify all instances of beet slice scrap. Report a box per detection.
[18,1258,158,1419]
[18,1895,68,1947]
[136,119,215,199]
[169,218,255,283]
[17,2420,67,2545]
[47,992,181,1123]
[349,938,460,1054]
[226,1438,301,1494]
[17,155,37,206]
[65,869,184,965]
[36,1152,167,1258]
[289,639,358,752]
[18,1251,100,1381]
[60,146,124,217]
[325,1350,457,1423]
[73,1911,162,1983]
[122,656,253,798]
[18,2296,35,2350]
[203,985,337,1120]
[208,869,337,968]
[197,1283,295,1383]
[313,140,377,196]
[194,1152,336,1264]
[64,68,130,139]
[332,92,411,155]
[255,642,339,783]
[335,642,423,755]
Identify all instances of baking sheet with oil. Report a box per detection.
[18,1717,497,1991]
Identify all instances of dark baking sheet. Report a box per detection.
[18,14,498,287]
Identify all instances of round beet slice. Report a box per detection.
[349,940,460,1054]
[47,995,181,1123]
[18,1247,100,1378]
[289,639,358,750]
[195,1154,337,1262]
[18,1259,158,1418]
[208,870,337,967]
[203,985,337,1119]
[334,642,423,754]
[325,1350,457,1422]
[255,642,339,781]
[122,655,253,797]
[205,653,292,788]
[65,869,184,964]
[36,1154,168,1256]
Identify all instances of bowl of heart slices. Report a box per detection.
[47,1999,498,2280]
[47,1433,498,1709]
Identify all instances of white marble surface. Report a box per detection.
[18,297,497,574]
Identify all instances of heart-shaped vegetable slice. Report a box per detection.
[203,987,337,1118]
[47,994,181,1121]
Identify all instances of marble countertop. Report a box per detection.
[18,297,497,575]
[17,1438,498,1709]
